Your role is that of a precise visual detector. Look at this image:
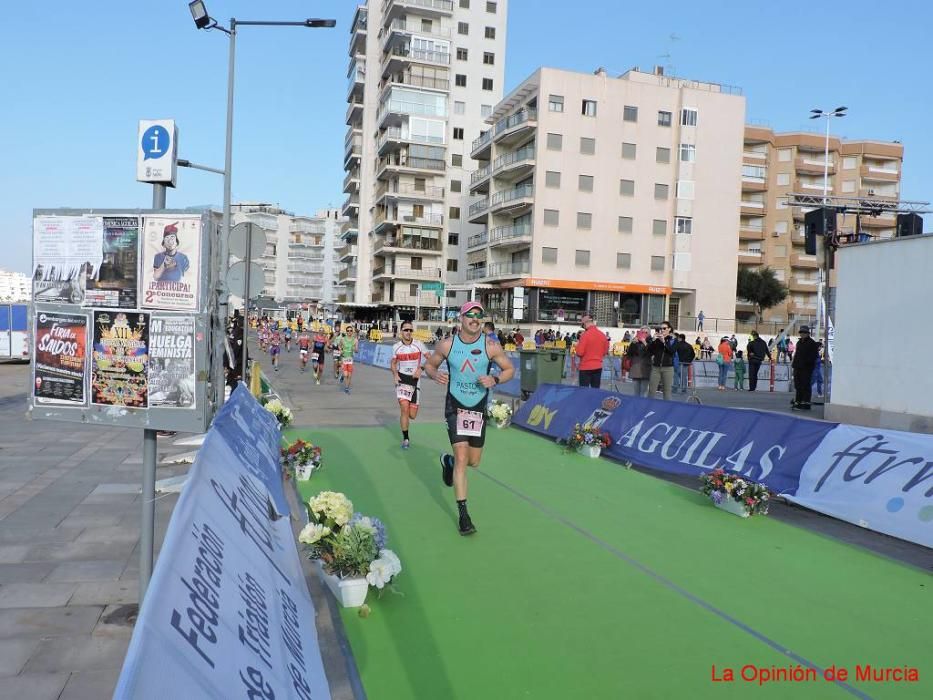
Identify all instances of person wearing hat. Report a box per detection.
[791,325,819,410]
[152,223,190,282]
[424,301,515,535]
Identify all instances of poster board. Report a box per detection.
[28,209,221,433]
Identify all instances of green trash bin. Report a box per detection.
[519,348,567,398]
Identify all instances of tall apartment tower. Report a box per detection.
[467,66,745,329]
[738,127,903,325]
[342,0,508,319]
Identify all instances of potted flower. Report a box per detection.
[699,469,771,518]
[262,398,293,430]
[487,399,513,429]
[281,439,322,481]
[564,423,612,458]
[300,492,401,607]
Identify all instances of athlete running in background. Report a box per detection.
[283,325,293,353]
[269,330,282,372]
[424,301,514,535]
[339,325,359,394]
[391,321,429,449]
[311,328,328,386]
[297,330,311,372]
[331,330,344,381]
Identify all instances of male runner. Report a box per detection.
[311,328,329,385]
[391,321,429,449]
[331,330,344,381]
[283,325,293,352]
[269,330,282,371]
[424,301,514,535]
[297,329,311,372]
[339,325,359,394]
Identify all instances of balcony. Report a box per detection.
[739,200,766,217]
[859,214,897,229]
[373,235,443,256]
[741,177,767,193]
[377,125,446,155]
[340,222,359,240]
[373,211,444,233]
[346,59,365,101]
[383,72,450,95]
[790,253,819,269]
[382,45,450,77]
[858,188,898,201]
[737,250,763,265]
[468,197,490,223]
[485,261,530,279]
[789,277,818,293]
[735,298,757,313]
[739,224,765,241]
[471,130,493,160]
[349,9,367,55]
[742,150,768,163]
[860,164,899,182]
[383,290,442,307]
[796,179,833,193]
[376,182,445,204]
[466,266,487,281]
[383,18,451,50]
[344,131,362,167]
[490,183,534,215]
[378,96,447,128]
[492,109,538,147]
[345,99,363,126]
[341,193,360,217]
[795,156,835,175]
[492,143,536,181]
[375,266,443,281]
[467,231,488,249]
[343,168,360,194]
[381,0,454,22]
[376,154,446,179]
[470,164,492,194]
[338,243,357,261]
[488,223,533,249]
[338,266,358,282]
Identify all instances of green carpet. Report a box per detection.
[290,424,930,700]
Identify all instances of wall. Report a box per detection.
[826,234,933,431]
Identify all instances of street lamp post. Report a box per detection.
[188,1,335,407]
[808,106,846,402]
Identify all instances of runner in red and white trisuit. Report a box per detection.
[391,322,429,450]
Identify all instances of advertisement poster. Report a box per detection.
[33,216,104,304]
[149,315,196,409]
[84,217,140,308]
[33,311,88,405]
[91,311,149,408]
[141,216,201,311]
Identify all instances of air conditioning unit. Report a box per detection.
[772,231,781,237]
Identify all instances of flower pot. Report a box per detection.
[315,560,369,607]
[494,419,510,429]
[295,460,319,481]
[714,496,750,518]
[576,444,602,458]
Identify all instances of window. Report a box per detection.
[545,170,561,188]
[448,232,460,245]
[456,48,468,61]
[414,177,426,191]
[543,209,560,226]
[623,105,638,122]
[652,219,667,236]
[651,255,665,271]
[578,175,594,192]
[458,21,469,35]
[485,26,496,39]
[455,74,467,87]
[452,154,463,167]
[842,180,856,193]
[575,250,591,266]
[410,284,419,296]
[656,147,671,164]
[447,290,457,299]
[676,180,694,199]
[681,108,698,126]
[546,133,562,151]
[680,144,696,162]
[582,99,597,117]
[617,253,631,269]
[742,164,765,178]
[654,183,669,200]
[447,259,459,272]
[542,247,558,263]
[580,137,595,155]
[482,78,494,91]
[618,216,633,233]
[776,173,790,186]
[481,104,492,117]
[778,148,792,162]
[622,142,637,160]
[486,1,497,12]
[454,100,466,115]
[657,110,672,127]
[411,257,423,270]
[548,94,564,112]
[450,179,462,193]
[773,245,787,258]
[674,216,692,234]
[577,212,592,229]
[449,206,460,219]
[453,127,464,140]
[843,157,857,169]
[620,179,635,196]
[459,0,469,7]
[483,52,495,65]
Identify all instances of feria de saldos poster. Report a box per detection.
[33,311,88,405]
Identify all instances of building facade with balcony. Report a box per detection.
[738,127,903,325]
[342,0,508,319]
[0,269,30,302]
[467,66,745,329]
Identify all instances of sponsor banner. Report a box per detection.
[91,311,150,408]
[33,311,88,405]
[33,215,104,304]
[84,216,140,309]
[149,315,196,409]
[141,216,201,311]
[114,386,329,699]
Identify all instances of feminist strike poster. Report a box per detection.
[91,311,149,408]
[33,312,88,405]
[141,216,201,311]
[84,217,140,308]
[149,315,196,409]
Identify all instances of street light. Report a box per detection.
[809,106,847,204]
[189,1,335,407]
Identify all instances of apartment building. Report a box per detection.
[738,127,903,325]
[0,269,30,302]
[466,66,745,328]
[230,204,346,311]
[341,0,508,318]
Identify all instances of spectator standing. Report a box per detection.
[716,336,733,390]
[696,310,705,331]
[811,342,824,398]
[625,327,652,397]
[733,351,747,391]
[746,330,770,392]
[792,326,819,410]
[674,333,695,394]
[648,321,677,400]
[575,312,609,388]
[775,329,788,363]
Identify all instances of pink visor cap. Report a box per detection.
[459,301,485,315]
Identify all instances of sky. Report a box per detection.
[2,0,931,274]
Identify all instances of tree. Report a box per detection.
[736,267,788,324]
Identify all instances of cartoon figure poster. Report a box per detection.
[91,311,150,408]
[140,216,201,311]
[33,311,88,405]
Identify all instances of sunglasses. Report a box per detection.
[463,310,484,319]
[401,328,413,332]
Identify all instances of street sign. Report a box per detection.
[226,261,265,299]
[421,281,444,291]
[229,222,267,260]
[136,119,178,187]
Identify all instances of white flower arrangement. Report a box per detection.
[307,491,354,527]
[487,400,512,425]
[263,398,293,429]
[366,549,402,589]
[297,522,331,545]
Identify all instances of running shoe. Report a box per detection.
[458,513,476,536]
[315,378,321,386]
[401,439,410,450]
[440,453,454,487]
[345,387,351,395]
